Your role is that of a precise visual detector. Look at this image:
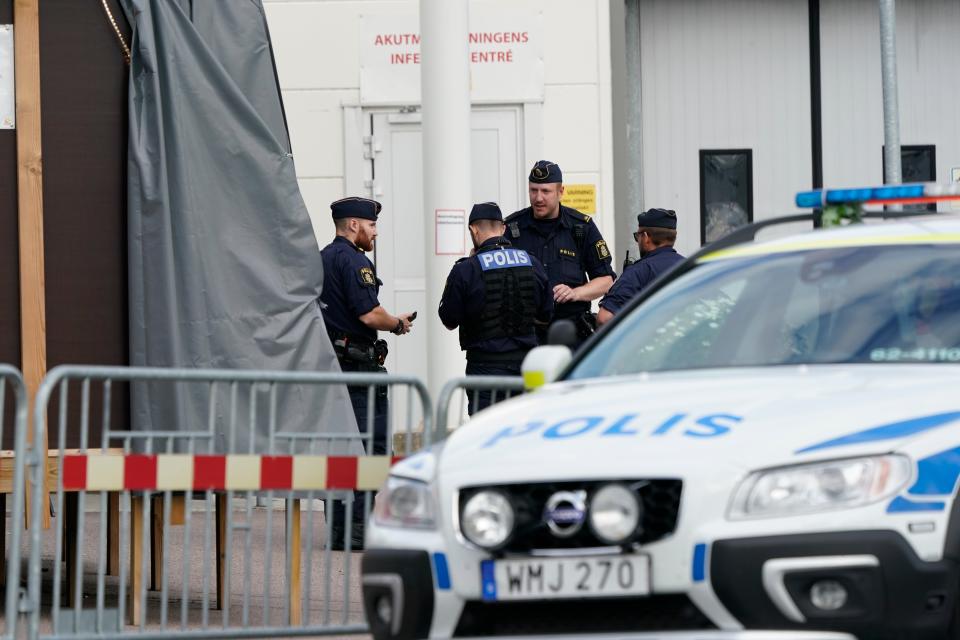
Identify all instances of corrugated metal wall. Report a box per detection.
[821,0,960,193]
[638,0,812,255]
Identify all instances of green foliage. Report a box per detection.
[820,204,863,227]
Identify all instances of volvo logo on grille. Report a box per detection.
[543,490,587,537]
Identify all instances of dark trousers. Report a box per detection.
[329,361,388,547]
[465,360,523,416]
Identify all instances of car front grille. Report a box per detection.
[459,479,682,552]
[453,594,716,636]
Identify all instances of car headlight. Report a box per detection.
[461,490,515,550]
[728,454,912,520]
[373,476,436,529]
[589,483,641,544]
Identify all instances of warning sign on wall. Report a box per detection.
[435,209,466,256]
[561,184,596,215]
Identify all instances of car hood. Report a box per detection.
[437,364,960,484]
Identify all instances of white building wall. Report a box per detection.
[821,0,960,191]
[263,0,616,257]
[637,0,812,256]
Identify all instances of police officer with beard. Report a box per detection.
[320,196,415,549]
[597,207,685,326]
[439,202,552,414]
[505,161,615,345]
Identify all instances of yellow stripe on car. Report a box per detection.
[700,232,960,262]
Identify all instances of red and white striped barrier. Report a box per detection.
[61,453,404,492]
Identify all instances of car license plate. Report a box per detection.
[480,555,650,601]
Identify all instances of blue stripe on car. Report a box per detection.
[908,445,960,496]
[433,552,452,590]
[480,560,497,601]
[796,411,960,454]
[887,496,946,513]
[692,543,708,582]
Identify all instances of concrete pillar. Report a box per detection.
[624,0,643,261]
[420,0,471,402]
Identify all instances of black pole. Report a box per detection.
[809,0,824,226]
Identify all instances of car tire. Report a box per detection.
[949,587,960,639]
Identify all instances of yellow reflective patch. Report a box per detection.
[523,370,546,391]
[700,233,960,262]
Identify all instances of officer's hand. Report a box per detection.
[553,284,579,304]
[398,312,414,335]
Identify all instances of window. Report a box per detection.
[568,244,960,380]
[882,144,936,212]
[699,150,753,245]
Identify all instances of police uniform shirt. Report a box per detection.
[320,236,382,342]
[505,205,616,319]
[599,246,685,315]
[439,237,553,352]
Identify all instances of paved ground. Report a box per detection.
[3,499,372,638]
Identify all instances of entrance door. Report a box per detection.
[368,108,524,394]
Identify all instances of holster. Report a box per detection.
[332,335,389,367]
[575,311,597,339]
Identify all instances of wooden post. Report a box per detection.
[289,500,301,626]
[0,494,5,584]
[129,496,144,625]
[150,497,163,590]
[215,494,228,611]
[14,0,50,530]
[108,493,120,576]
[64,493,78,605]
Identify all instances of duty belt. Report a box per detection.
[466,348,529,364]
[331,334,388,367]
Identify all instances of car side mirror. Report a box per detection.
[546,319,578,348]
[521,345,572,391]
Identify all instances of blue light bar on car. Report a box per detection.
[795,183,960,208]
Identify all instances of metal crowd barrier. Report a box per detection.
[435,375,526,437]
[1,365,28,640]
[9,365,430,640]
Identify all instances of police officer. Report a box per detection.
[439,202,553,415]
[597,208,686,326]
[319,196,415,549]
[505,160,615,344]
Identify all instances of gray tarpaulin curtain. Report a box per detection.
[121,0,359,453]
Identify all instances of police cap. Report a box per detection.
[528,160,562,184]
[468,202,503,224]
[330,197,381,221]
[637,207,677,230]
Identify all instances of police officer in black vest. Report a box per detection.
[439,202,553,415]
[505,161,616,345]
[597,207,686,326]
[319,196,415,549]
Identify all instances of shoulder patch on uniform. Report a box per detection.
[358,266,376,286]
[579,212,591,222]
[595,239,610,260]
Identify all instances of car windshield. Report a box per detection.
[569,244,960,379]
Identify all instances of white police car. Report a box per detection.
[362,185,960,640]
